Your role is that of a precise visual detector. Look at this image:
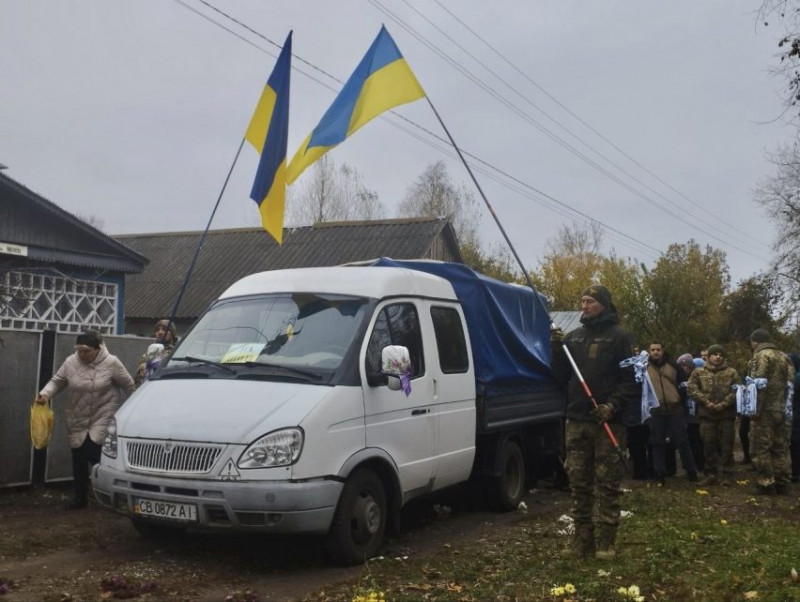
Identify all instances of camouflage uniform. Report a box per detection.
[686,362,738,482]
[748,344,794,490]
[552,306,639,558]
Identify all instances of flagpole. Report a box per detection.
[425,96,628,469]
[164,137,247,335]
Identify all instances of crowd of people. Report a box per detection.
[551,284,799,561]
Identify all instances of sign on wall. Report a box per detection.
[0,241,28,257]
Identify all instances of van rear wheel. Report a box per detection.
[491,440,525,511]
[325,468,386,566]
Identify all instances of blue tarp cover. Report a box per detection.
[369,259,554,389]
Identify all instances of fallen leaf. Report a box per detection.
[744,591,759,599]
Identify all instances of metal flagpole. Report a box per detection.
[424,96,628,469]
[163,137,247,336]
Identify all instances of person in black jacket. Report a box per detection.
[551,285,640,560]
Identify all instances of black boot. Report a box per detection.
[595,524,617,560]
[560,524,595,559]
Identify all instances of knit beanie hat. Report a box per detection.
[76,330,103,349]
[676,353,694,370]
[750,329,771,343]
[693,358,706,368]
[707,344,724,356]
[581,284,613,310]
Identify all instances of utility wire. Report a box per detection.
[429,0,767,249]
[171,0,680,261]
[369,0,770,262]
[403,0,768,256]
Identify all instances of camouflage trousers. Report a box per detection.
[565,419,626,545]
[699,418,735,479]
[751,410,791,488]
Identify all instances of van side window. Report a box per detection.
[366,303,425,379]
[430,306,469,373]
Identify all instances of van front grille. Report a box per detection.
[125,440,223,474]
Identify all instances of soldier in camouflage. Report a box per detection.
[747,329,795,495]
[686,344,738,485]
[551,285,640,561]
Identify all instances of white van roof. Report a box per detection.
[219,266,458,301]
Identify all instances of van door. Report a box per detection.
[428,303,476,488]
[362,301,436,495]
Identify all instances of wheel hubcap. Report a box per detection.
[352,491,380,543]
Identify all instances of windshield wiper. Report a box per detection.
[241,361,321,381]
[171,356,238,375]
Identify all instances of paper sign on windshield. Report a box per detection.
[220,343,265,364]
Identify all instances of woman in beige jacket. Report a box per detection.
[36,330,135,509]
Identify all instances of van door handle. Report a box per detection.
[411,409,430,416]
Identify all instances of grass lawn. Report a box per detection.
[303,464,800,601]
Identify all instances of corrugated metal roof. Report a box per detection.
[116,217,462,319]
[0,172,146,273]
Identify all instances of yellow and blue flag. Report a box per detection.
[286,26,424,184]
[245,31,292,244]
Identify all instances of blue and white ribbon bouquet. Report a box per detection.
[733,377,767,417]
[619,351,659,424]
[145,343,166,381]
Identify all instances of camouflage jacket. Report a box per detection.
[748,343,794,416]
[686,362,738,421]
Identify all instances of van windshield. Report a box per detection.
[167,293,370,381]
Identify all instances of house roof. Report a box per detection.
[115,217,462,319]
[0,172,146,273]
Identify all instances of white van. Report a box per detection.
[93,262,563,565]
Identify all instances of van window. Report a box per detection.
[366,303,424,379]
[169,294,369,380]
[430,306,468,373]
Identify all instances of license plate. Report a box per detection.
[134,497,197,522]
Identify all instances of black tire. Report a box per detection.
[131,517,186,540]
[491,440,525,511]
[325,468,387,566]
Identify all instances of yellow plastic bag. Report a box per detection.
[30,400,54,450]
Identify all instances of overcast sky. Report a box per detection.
[0,1,793,285]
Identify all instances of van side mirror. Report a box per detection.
[366,345,411,388]
[379,346,411,395]
[381,345,410,377]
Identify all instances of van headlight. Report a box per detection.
[238,428,303,468]
[102,418,118,458]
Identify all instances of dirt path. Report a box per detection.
[0,484,569,601]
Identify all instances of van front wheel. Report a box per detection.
[325,468,386,566]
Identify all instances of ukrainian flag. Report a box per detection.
[245,32,292,244]
[286,26,424,184]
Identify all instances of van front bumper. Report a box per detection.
[92,463,342,535]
